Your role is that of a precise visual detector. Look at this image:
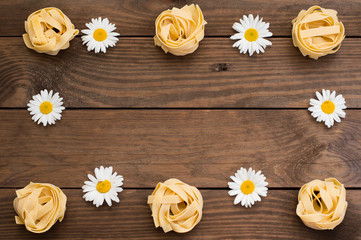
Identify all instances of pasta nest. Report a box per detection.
[296,178,347,230]
[154,4,206,56]
[13,182,67,233]
[23,7,78,55]
[148,178,203,233]
[292,6,345,59]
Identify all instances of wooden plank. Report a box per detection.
[1,109,361,188]
[0,189,360,239]
[1,0,361,36]
[1,38,361,108]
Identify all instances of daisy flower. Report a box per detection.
[81,17,120,53]
[228,167,268,208]
[231,14,272,56]
[27,89,65,126]
[308,89,346,128]
[82,166,123,207]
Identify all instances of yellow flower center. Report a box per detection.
[96,180,111,193]
[40,101,53,114]
[244,28,258,42]
[321,100,335,114]
[241,180,255,195]
[93,28,107,42]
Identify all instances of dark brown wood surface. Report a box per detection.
[1,0,361,239]
[1,37,361,108]
[1,110,361,188]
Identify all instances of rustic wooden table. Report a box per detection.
[1,0,361,239]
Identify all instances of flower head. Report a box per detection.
[81,17,120,53]
[82,166,123,207]
[308,89,346,128]
[27,89,65,126]
[231,14,272,56]
[228,167,268,207]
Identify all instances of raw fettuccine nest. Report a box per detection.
[13,182,67,233]
[296,178,347,230]
[154,4,206,56]
[292,6,345,59]
[148,178,203,233]
[23,7,79,55]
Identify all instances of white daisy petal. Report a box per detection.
[88,174,98,184]
[83,191,96,201]
[84,180,96,187]
[316,91,323,102]
[257,38,272,47]
[243,15,250,26]
[335,109,346,118]
[329,115,334,127]
[232,22,245,33]
[97,195,105,207]
[95,44,101,53]
[254,15,259,28]
[95,167,101,180]
[104,194,112,206]
[230,176,242,185]
[249,194,255,205]
[259,31,272,38]
[248,14,254,27]
[83,186,95,193]
[228,182,240,190]
[231,33,245,41]
[234,193,243,205]
[110,194,120,203]
[241,195,247,206]
[32,112,42,122]
[310,98,321,106]
[228,189,241,196]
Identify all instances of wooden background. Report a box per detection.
[0,0,361,239]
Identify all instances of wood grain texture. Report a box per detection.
[1,0,361,36]
[1,37,361,108]
[1,109,360,188]
[0,189,360,239]
[2,1,361,239]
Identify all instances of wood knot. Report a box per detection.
[213,63,228,72]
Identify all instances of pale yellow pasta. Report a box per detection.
[147,178,203,233]
[154,4,206,56]
[292,6,345,59]
[23,7,79,55]
[296,178,347,230]
[13,182,67,233]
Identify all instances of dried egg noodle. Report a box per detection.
[13,182,67,233]
[154,4,206,56]
[296,178,347,230]
[23,7,78,55]
[292,6,345,59]
[147,178,203,233]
